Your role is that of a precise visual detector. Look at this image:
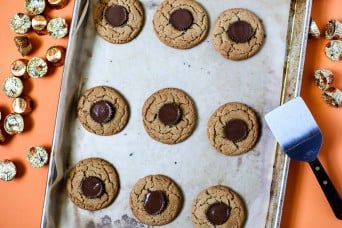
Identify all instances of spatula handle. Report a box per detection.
[309,158,342,219]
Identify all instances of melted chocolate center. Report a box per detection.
[81,176,105,199]
[90,100,115,124]
[169,9,193,31]
[206,202,231,225]
[224,119,248,143]
[227,20,254,43]
[158,103,182,125]
[143,191,167,215]
[105,4,128,27]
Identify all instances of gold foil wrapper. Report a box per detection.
[0,129,5,144]
[322,87,342,107]
[25,0,46,15]
[0,160,17,181]
[325,40,342,61]
[12,96,33,115]
[10,13,31,34]
[314,69,334,90]
[309,18,321,38]
[27,57,48,78]
[14,35,32,56]
[4,113,24,135]
[46,46,66,66]
[10,59,28,78]
[27,146,49,168]
[47,0,69,9]
[325,19,342,40]
[47,17,68,39]
[2,76,24,98]
[32,15,48,35]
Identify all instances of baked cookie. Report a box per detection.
[129,174,183,226]
[207,102,259,155]
[212,8,265,60]
[93,0,144,44]
[142,88,197,144]
[191,185,246,228]
[66,157,119,211]
[153,0,209,49]
[77,86,129,136]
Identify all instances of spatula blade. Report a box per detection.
[265,97,322,161]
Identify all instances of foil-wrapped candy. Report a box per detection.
[10,59,28,78]
[46,46,66,67]
[325,19,342,40]
[24,0,46,15]
[322,87,342,107]
[14,35,32,56]
[12,96,33,115]
[0,129,5,144]
[27,57,48,78]
[314,69,334,90]
[309,18,321,38]
[0,160,17,181]
[47,0,69,9]
[2,76,24,98]
[325,40,342,61]
[32,15,48,35]
[47,17,68,39]
[27,146,49,168]
[10,13,31,34]
[3,113,24,135]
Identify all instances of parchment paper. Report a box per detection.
[53,0,291,227]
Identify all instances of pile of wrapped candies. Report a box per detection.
[0,0,69,181]
[309,19,342,107]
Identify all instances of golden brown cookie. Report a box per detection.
[129,174,183,226]
[152,0,209,49]
[93,0,144,44]
[212,8,265,60]
[66,157,119,211]
[191,185,246,228]
[77,86,129,136]
[207,102,259,155]
[142,88,197,144]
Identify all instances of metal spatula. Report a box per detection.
[265,96,342,219]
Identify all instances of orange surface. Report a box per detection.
[0,1,341,228]
[281,0,342,227]
[0,1,74,228]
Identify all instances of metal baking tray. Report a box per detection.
[41,0,312,227]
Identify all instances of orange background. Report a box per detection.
[0,1,341,228]
[281,0,342,227]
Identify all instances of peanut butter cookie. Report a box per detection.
[66,157,119,211]
[93,0,144,44]
[191,185,246,228]
[212,8,265,60]
[207,102,260,155]
[142,88,197,144]
[77,86,129,136]
[129,174,183,226]
[152,0,209,49]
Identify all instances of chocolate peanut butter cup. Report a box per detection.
[90,100,115,124]
[158,103,182,125]
[169,9,193,31]
[224,119,248,143]
[227,20,254,43]
[81,176,105,199]
[143,191,167,215]
[206,202,231,225]
[105,4,128,27]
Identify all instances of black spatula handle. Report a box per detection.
[309,158,342,219]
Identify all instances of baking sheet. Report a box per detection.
[41,0,311,227]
